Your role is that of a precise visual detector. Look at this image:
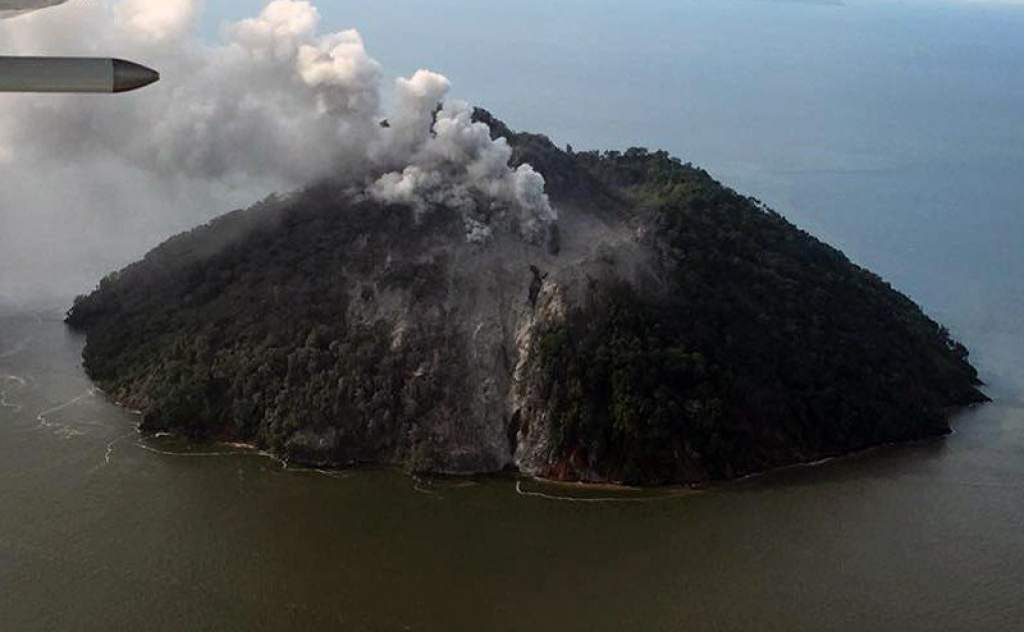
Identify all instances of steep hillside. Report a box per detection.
[66,111,987,484]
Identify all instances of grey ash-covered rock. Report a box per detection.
[66,110,988,485]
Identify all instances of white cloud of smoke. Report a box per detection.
[0,0,555,303]
[113,0,196,41]
[369,93,556,243]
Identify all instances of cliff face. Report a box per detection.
[66,111,988,485]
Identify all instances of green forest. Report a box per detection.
[66,111,987,484]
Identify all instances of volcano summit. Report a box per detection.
[65,110,987,485]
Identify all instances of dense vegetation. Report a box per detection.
[66,111,987,484]
[66,189,483,467]
[518,146,986,482]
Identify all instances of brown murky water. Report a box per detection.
[2,310,1022,631]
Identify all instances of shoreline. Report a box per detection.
[102,387,990,491]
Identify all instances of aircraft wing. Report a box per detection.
[0,1,159,93]
[0,0,69,19]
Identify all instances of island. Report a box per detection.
[65,110,988,485]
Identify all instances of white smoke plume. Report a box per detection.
[113,0,196,41]
[0,0,555,302]
[369,94,556,242]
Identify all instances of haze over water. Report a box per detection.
[2,1,1023,630]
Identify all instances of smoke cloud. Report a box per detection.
[369,93,555,243]
[0,0,554,303]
